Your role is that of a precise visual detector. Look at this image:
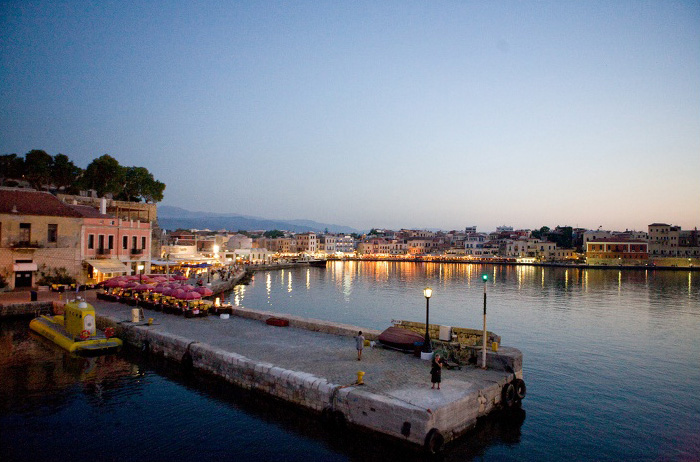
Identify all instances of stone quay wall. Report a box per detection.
[230,306,382,340]
[96,316,451,447]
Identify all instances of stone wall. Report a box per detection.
[231,306,382,340]
[392,320,501,346]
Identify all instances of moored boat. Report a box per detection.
[29,298,122,355]
[377,326,424,351]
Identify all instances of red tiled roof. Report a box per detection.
[67,204,111,218]
[0,189,83,217]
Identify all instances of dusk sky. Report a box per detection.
[2,1,699,232]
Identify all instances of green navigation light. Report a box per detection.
[482,274,488,282]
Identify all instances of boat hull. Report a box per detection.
[378,327,424,351]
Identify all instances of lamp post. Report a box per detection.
[481,274,488,369]
[138,264,145,283]
[422,287,433,353]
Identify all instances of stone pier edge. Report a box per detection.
[96,311,515,449]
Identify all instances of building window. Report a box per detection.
[88,234,95,249]
[19,223,31,244]
[48,224,58,243]
[98,235,105,250]
[132,236,137,249]
[108,235,114,250]
[123,235,128,249]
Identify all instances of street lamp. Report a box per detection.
[481,274,488,369]
[138,264,145,283]
[422,287,433,354]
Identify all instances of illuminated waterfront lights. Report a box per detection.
[482,274,488,282]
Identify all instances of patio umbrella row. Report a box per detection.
[102,276,214,298]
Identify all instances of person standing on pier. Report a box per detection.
[431,354,443,390]
[354,331,365,361]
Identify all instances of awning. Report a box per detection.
[86,258,130,273]
[13,263,38,271]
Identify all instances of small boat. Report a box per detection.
[308,259,327,268]
[378,326,424,351]
[29,298,122,355]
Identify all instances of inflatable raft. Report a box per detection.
[29,299,122,355]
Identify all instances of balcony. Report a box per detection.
[97,248,112,257]
[9,241,42,250]
[130,248,143,255]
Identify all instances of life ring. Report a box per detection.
[79,330,91,340]
[104,327,115,339]
[424,428,444,455]
[501,382,516,408]
[513,378,527,401]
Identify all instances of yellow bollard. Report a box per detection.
[491,342,499,352]
[356,370,365,385]
[148,318,153,326]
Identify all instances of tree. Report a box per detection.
[0,154,24,185]
[81,154,125,197]
[264,230,285,238]
[531,226,550,240]
[23,149,53,189]
[52,153,82,192]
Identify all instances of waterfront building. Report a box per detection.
[318,234,337,255]
[334,235,355,254]
[583,230,613,247]
[0,188,150,288]
[295,232,318,254]
[502,237,559,262]
[647,223,700,265]
[585,238,649,266]
[226,233,253,251]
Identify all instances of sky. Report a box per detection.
[1,1,699,232]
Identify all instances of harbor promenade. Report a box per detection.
[0,276,523,453]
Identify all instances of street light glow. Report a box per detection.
[482,274,488,282]
[424,287,432,299]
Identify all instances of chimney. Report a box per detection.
[100,198,107,215]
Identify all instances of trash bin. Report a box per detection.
[413,341,424,357]
[30,290,38,301]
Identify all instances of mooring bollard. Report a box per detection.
[357,370,365,385]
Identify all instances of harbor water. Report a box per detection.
[2,261,699,461]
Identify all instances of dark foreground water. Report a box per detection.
[2,262,699,461]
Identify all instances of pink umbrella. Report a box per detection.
[173,275,187,281]
[171,288,187,299]
[152,276,167,282]
[153,284,167,293]
[161,288,175,296]
[104,279,126,288]
[179,291,202,300]
[123,281,139,288]
[127,275,141,281]
[181,284,195,291]
[194,287,214,297]
[135,284,154,291]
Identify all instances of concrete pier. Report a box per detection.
[86,297,523,452]
[1,281,524,453]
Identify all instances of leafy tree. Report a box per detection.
[52,153,82,192]
[0,154,24,185]
[264,230,285,238]
[368,228,380,236]
[549,226,573,248]
[81,154,125,197]
[24,149,53,189]
[531,226,550,240]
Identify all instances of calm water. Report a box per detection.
[2,262,699,461]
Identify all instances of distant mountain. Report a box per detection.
[157,205,358,234]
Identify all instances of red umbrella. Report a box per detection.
[152,276,167,282]
[161,288,175,296]
[194,287,214,297]
[179,291,202,300]
[127,275,140,281]
[181,284,195,291]
[171,288,187,299]
[124,281,139,288]
[135,284,154,291]
[153,284,167,293]
[173,275,187,281]
[104,279,126,288]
